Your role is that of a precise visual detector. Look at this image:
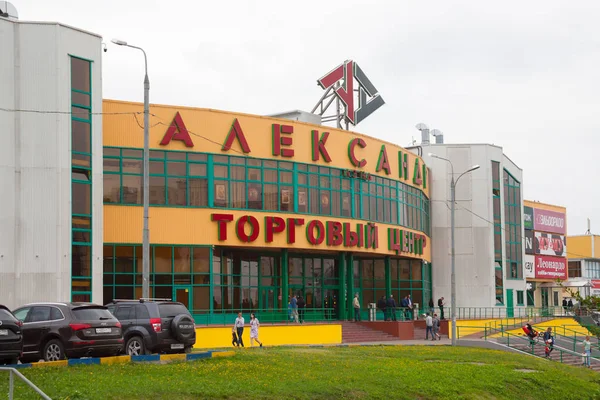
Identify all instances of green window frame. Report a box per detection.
[70,56,93,302]
[503,169,522,280]
[103,147,432,235]
[516,290,524,306]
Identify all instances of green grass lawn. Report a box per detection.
[2,346,600,400]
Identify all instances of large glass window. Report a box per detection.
[103,147,431,235]
[504,169,522,280]
[71,56,92,302]
[492,161,503,304]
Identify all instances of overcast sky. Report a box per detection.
[16,0,600,235]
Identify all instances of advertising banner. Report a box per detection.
[523,206,534,230]
[524,255,535,279]
[534,232,566,257]
[525,230,534,255]
[534,255,567,280]
[533,208,566,235]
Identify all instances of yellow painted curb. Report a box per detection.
[212,351,235,358]
[100,355,132,365]
[31,360,68,368]
[160,354,186,362]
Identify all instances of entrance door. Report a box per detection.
[506,289,514,318]
[174,286,192,311]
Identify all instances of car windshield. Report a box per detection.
[73,307,115,321]
[0,309,17,322]
[158,303,189,318]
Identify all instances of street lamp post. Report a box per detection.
[429,153,479,346]
[112,39,150,299]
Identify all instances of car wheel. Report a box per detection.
[126,336,145,356]
[43,339,65,362]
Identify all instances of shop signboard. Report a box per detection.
[534,255,567,280]
[524,230,534,255]
[524,255,535,278]
[523,206,534,230]
[533,231,566,257]
[533,208,566,235]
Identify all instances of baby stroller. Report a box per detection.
[522,324,540,344]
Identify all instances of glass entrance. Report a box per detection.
[174,286,192,310]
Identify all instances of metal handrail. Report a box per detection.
[0,367,52,400]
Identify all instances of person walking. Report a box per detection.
[377,295,387,321]
[249,313,263,348]
[386,295,397,322]
[432,313,441,340]
[425,313,433,341]
[583,336,592,368]
[353,293,361,322]
[543,327,554,358]
[297,296,306,324]
[290,295,299,323]
[438,297,445,320]
[234,312,245,348]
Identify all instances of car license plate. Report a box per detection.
[96,328,112,334]
[0,329,7,336]
[170,344,184,350]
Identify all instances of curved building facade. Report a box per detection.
[102,100,432,322]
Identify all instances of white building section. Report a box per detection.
[0,15,103,309]
[420,144,526,309]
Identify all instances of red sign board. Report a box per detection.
[534,255,567,280]
[533,208,566,235]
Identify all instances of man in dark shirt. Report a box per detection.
[386,295,397,321]
[377,296,387,321]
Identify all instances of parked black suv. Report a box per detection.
[105,299,196,355]
[0,305,23,365]
[12,302,123,363]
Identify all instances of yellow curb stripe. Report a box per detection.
[31,360,68,368]
[160,354,186,362]
[100,356,131,365]
[212,351,235,358]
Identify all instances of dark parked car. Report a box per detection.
[0,305,23,365]
[12,302,123,363]
[105,299,196,355]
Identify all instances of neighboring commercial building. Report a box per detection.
[523,200,568,307]
[566,234,600,299]
[420,143,526,312]
[0,14,103,309]
[101,100,433,322]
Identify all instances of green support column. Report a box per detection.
[346,254,354,321]
[339,252,347,321]
[281,249,288,311]
[385,256,391,297]
[209,247,214,319]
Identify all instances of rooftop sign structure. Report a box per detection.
[311,60,385,130]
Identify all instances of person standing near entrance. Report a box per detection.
[234,312,245,348]
[290,295,299,323]
[438,297,445,320]
[249,313,263,348]
[377,295,387,321]
[297,296,306,324]
[353,293,361,322]
[386,295,397,321]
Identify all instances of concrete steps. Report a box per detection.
[341,322,399,343]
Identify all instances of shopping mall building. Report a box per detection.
[1,11,575,323]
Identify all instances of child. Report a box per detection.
[232,327,239,347]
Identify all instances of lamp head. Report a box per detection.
[111,39,127,46]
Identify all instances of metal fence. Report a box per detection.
[0,367,51,400]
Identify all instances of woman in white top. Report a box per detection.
[249,313,263,348]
